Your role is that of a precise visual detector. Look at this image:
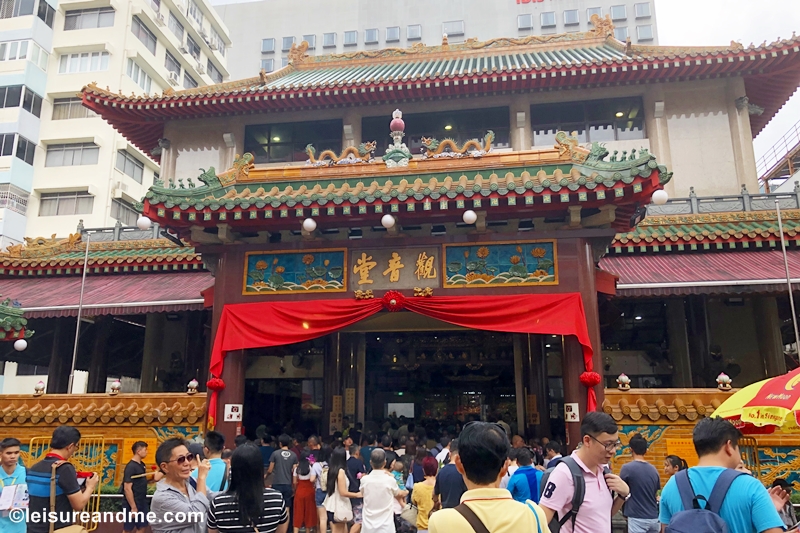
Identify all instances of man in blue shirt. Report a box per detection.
[0,438,26,533]
[190,431,228,496]
[659,417,786,533]
[507,447,543,503]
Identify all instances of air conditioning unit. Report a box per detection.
[199,28,208,39]
[196,62,205,74]
[209,42,218,51]
[112,181,129,198]
[155,12,165,26]
[179,44,189,54]
[167,71,180,85]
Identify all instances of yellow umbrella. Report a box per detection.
[714,367,800,431]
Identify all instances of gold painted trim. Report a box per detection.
[440,240,559,289]
[242,248,349,296]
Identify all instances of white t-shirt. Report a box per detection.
[360,470,403,533]
[500,464,519,489]
[435,448,450,465]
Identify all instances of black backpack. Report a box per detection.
[666,468,744,533]
[539,456,585,532]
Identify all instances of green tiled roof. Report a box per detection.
[611,212,800,252]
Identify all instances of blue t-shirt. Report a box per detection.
[659,467,784,533]
[0,463,27,533]
[191,458,228,495]
[507,465,543,503]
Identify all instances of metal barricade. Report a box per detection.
[739,436,761,479]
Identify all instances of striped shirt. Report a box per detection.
[208,489,288,533]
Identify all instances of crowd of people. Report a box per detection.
[1,412,799,533]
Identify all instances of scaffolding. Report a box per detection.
[758,119,800,191]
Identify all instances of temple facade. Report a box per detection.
[1,15,800,487]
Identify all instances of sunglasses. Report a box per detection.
[166,453,195,465]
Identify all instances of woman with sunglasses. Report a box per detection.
[151,437,212,533]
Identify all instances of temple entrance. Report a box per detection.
[363,330,519,432]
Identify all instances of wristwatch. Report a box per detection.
[616,492,631,502]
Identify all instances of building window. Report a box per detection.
[37,0,54,27]
[164,50,180,75]
[564,10,579,25]
[115,150,144,183]
[0,40,28,61]
[186,0,202,25]
[442,20,464,36]
[365,28,378,44]
[281,36,294,51]
[614,26,629,41]
[407,24,421,40]
[185,34,200,60]
[281,57,288,68]
[29,41,47,70]
[530,97,645,147]
[149,0,159,13]
[0,183,28,215]
[58,51,109,73]
[261,38,274,53]
[635,2,651,17]
[111,198,139,225]
[183,72,197,89]
[344,30,356,46]
[260,58,273,72]
[45,143,99,166]
[38,191,94,216]
[168,11,183,41]
[0,133,13,156]
[386,26,399,42]
[21,87,41,117]
[244,119,342,164]
[0,0,35,19]
[322,33,336,48]
[52,97,96,119]
[540,12,556,28]
[126,58,152,93]
[610,5,627,20]
[64,7,114,30]
[15,135,33,164]
[131,16,156,54]
[0,86,21,108]
[518,14,533,30]
[587,7,603,18]
[302,34,315,49]
[636,24,653,41]
[210,27,224,56]
[363,107,511,156]
[207,59,222,83]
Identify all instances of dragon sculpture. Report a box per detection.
[420,131,494,158]
[305,141,377,166]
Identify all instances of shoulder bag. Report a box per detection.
[49,461,87,533]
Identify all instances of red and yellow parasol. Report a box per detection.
[714,367,800,432]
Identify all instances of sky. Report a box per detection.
[654,0,800,164]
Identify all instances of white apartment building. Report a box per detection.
[15,0,230,240]
[213,0,658,81]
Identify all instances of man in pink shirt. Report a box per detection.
[539,412,630,533]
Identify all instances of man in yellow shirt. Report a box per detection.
[428,422,549,533]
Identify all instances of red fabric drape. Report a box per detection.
[208,293,596,427]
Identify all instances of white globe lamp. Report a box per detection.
[13,339,27,352]
[462,210,478,225]
[652,190,669,206]
[302,218,317,232]
[136,215,152,230]
[381,214,396,229]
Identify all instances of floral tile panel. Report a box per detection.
[443,241,558,288]
[244,249,347,294]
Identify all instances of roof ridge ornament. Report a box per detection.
[288,40,310,65]
[383,109,412,168]
[589,13,615,38]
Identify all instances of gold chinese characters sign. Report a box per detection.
[348,248,440,291]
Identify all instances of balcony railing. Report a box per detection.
[647,183,800,217]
